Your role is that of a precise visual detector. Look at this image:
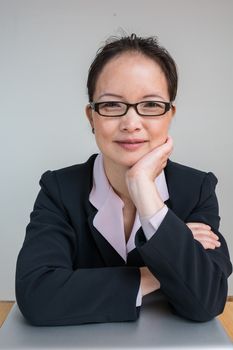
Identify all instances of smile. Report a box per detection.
[115,140,147,151]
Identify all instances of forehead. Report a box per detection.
[94,52,169,99]
[100,52,164,77]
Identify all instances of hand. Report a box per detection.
[140,267,161,297]
[126,135,173,182]
[186,222,221,249]
[125,136,173,217]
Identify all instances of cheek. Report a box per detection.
[150,119,170,136]
[148,120,171,146]
[93,120,115,150]
[94,123,110,140]
[94,118,118,137]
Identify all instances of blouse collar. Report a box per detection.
[89,153,169,261]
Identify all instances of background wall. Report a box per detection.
[0,0,232,299]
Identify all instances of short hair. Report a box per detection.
[87,33,178,102]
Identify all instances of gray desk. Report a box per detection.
[0,292,232,349]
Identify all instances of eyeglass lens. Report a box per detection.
[97,101,168,116]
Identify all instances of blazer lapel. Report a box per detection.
[79,155,126,267]
[87,208,126,267]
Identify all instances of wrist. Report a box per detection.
[127,177,164,217]
[126,169,153,183]
[140,267,161,296]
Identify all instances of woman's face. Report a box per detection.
[86,52,176,169]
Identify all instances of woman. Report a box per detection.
[15,34,232,326]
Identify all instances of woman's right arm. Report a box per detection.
[15,171,140,326]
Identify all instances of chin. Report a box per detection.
[113,153,144,168]
[102,144,155,168]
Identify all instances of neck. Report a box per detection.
[102,156,133,206]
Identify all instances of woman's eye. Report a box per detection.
[101,102,121,108]
[143,101,159,108]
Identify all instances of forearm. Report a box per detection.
[126,176,165,298]
[135,209,232,321]
[16,264,141,326]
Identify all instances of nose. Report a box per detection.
[119,106,142,132]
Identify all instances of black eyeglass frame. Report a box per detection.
[89,101,173,117]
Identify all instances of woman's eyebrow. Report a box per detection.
[142,94,165,100]
[97,93,166,100]
[98,93,124,99]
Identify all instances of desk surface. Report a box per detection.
[0,292,232,350]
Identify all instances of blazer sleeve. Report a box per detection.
[15,170,140,326]
[135,172,232,322]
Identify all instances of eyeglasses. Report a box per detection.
[89,100,173,117]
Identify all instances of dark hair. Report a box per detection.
[87,33,178,102]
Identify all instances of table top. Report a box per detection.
[0,291,232,349]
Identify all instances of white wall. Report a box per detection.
[0,0,232,299]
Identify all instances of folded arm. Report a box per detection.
[134,173,232,321]
[16,171,140,326]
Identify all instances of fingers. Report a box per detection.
[193,234,221,248]
[194,235,221,249]
[152,136,173,172]
[158,135,174,157]
[196,238,220,249]
[187,222,212,230]
[196,240,219,250]
[186,222,221,250]
[166,134,174,148]
[126,135,173,181]
[189,228,219,240]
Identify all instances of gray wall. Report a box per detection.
[0,0,232,300]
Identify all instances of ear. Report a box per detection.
[168,104,176,130]
[85,104,94,128]
[171,104,176,118]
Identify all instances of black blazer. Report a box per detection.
[15,154,232,326]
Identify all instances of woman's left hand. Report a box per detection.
[186,222,221,249]
[125,136,173,217]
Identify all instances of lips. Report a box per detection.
[115,139,147,144]
[115,139,147,151]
